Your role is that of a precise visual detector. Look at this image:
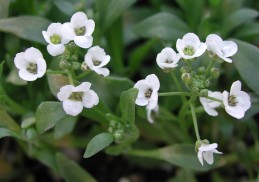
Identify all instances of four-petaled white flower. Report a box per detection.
[156,47,181,69]
[206,34,238,63]
[176,33,207,59]
[198,143,222,166]
[14,47,46,81]
[57,82,99,116]
[147,105,159,123]
[222,80,251,119]
[134,74,160,110]
[200,91,223,116]
[62,12,94,48]
[42,23,70,56]
[84,46,111,77]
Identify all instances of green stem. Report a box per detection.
[201,95,223,104]
[3,95,27,115]
[46,70,67,75]
[190,103,201,141]
[170,71,187,103]
[158,92,192,97]
[67,70,74,85]
[206,59,215,76]
[76,70,91,80]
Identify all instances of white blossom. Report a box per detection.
[176,33,207,59]
[14,47,46,81]
[62,12,94,48]
[57,82,99,116]
[222,80,251,119]
[200,91,223,116]
[156,47,181,69]
[134,74,160,110]
[146,105,159,123]
[84,46,110,77]
[42,23,70,56]
[198,143,222,166]
[206,34,238,63]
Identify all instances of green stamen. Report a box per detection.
[26,62,37,74]
[75,27,86,36]
[68,92,83,101]
[228,95,238,106]
[50,34,61,44]
[183,46,195,56]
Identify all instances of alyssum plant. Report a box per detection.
[5,11,251,169]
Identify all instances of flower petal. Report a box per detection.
[62,22,75,40]
[199,143,218,152]
[25,47,43,61]
[93,67,110,77]
[63,100,83,116]
[47,22,62,35]
[84,19,95,36]
[230,80,241,95]
[147,92,158,110]
[14,52,27,70]
[18,70,38,81]
[222,41,238,57]
[42,31,51,44]
[74,36,93,48]
[203,151,214,165]
[47,44,65,56]
[57,85,74,101]
[74,82,91,92]
[82,89,99,108]
[146,74,160,91]
[36,58,47,78]
[197,151,204,166]
[71,12,88,28]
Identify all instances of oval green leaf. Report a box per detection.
[84,132,114,158]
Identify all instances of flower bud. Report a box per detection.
[114,129,124,141]
[210,67,220,79]
[72,61,81,70]
[59,60,71,69]
[81,62,89,71]
[198,66,205,75]
[192,86,200,94]
[200,89,208,97]
[204,79,211,87]
[180,65,192,73]
[181,73,193,85]
[71,55,78,62]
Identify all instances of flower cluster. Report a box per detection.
[13,12,111,116]
[133,32,251,166]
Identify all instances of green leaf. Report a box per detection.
[105,76,134,97]
[128,39,157,77]
[129,144,223,171]
[0,0,10,19]
[84,132,114,158]
[133,12,190,41]
[57,153,96,182]
[0,109,20,133]
[232,39,259,95]
[47,74,69,97]
[176,0,204,30]
[0,16,51,44]
[0,128,21,139]
[234,22,259,40]
[36,102,75,134]
[54,116,77,139]
[120,88,138,125]
[0,61,4,79]
[96,0,137,30]
[53,0,80,16]
[33,149,58,173]
[222,8,258,35]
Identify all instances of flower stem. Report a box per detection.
[170,71,187,103]
[158,92,192,97]
[190,103,201,141]
[46,70,67,75]
[2,95,27,115]
[206,59,215,76]
[76,70,91,80]
[67,70,74,85]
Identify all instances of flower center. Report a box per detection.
[74,26,86,36]
[26,62,37,74]
[183,46,195,56]
[50,34,61,44]
[93,60,101,66]
[145,88,153,98]
[165,59,173,64]
[68,92,84,101]
[228,95,238,106]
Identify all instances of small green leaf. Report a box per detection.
[222,8,258,35]
[33,149,58,173]
[232,39,259,95]
[53,0,80,16]
[0,0,10,19]
[0,128,21,139]
[120,88,138,125]
[105,76,134,97]
[234,22,259,40]
[47,74,69,97]
[0,16,51,44]
[0,109,20,133]
[129,144,223,171]
[36,102,74,134]
[134,12,190,41]
[54,116,77,139]
[84,132,114,158]
[57,153,96,182]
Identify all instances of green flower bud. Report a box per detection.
[114,129,124,141]
[181,73,193,85]
[59,60,71,69]
[192,86,200,93]
[210,67,220,79]
[72,61,81,70]
[71,55,78,62]
[200,89,208,97]
[180,65,192,73]
[198,66,205,75]
[204,79,211,87]
[195,139,209,152]
[163,68,172,73]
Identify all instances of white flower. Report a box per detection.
[62,12,94,48]
[147,105,159,123]
[222,80,251,119]
[84,46,110,77]
[134,74,160,110]
[206,34,238,63]
[42,23,70,56]
[57,82,99,116]
[156,47,181,69]
[176,33,207,59]
[198,143,222,166]
[14,47,46,81]
[200,91,223,116]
